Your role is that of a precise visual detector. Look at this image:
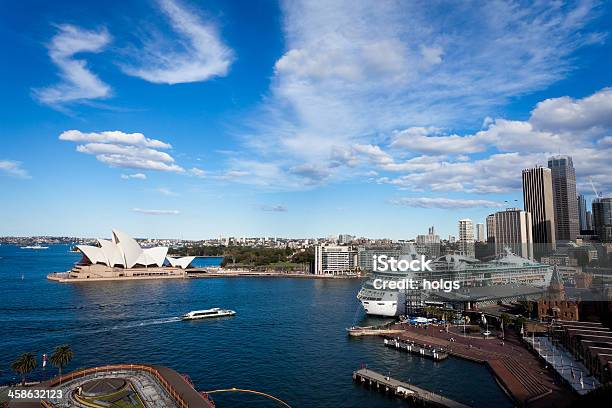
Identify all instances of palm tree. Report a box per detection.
[500,313,511,328]
[50,345,73,382]
[11,353,37,385]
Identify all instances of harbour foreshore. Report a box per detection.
[386,323,575,408]
[47,268,360,282]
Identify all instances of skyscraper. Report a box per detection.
[592,198,612,243]
[493,208,533,259]
[522,167,556,256]
[586,210,593,230]
[577,194,588,232]
[476,223,485,243]
[548,155,579,241]
[458,219,475,257]
[486,214,496,243]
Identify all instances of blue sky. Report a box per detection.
[1,0,611,239]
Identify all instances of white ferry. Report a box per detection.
[181,308,236,320]
[20,245,49,250]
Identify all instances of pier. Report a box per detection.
[383,338,448,361]
[347,326,404,337]
[390,324,576,407]
[353,368,470,408]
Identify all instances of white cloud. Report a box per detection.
[156,187,179,196]
[121,173,147,180]
[351,144,394,165]
[389,197,505,209]
[372,87,612,195]
[60,130,184,173]
[33,24,111,106]
[530,87,612,132]
[120,0,234,84]
[391,127,491,155]
[190,167,207,177]
[60,130,171,149]
[420,45,443,66]
[131,208,180,215]
[377,153,543,194]
[289,164,332,184]
[0,160,30,179]
[229,0,603,191]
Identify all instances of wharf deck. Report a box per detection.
[392,324,574,407]
[353,368,470,408]
[383,337,449,360]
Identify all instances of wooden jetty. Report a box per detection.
[347,326,404,337]
[384,338,449,361]
[353,368,471,408]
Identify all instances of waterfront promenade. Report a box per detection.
[524,336,600,394]
[389,324,575,407]
[47,268,360,282]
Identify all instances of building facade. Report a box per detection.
[537,268,579,321]
[458,219,475,257]
[416,226,441,258]
[486,213,496,243]
[476,223,485,243]
[522,167,557,256]
[592,197,612,243]
[494,208,533,259]
[578,194,588,232]
[314,244,358,275]
[548,155,580,241]
[338,234,356,244]
[357,247,405,272]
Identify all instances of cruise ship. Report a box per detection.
[357,251,553,317]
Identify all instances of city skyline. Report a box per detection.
[2,0,612,240]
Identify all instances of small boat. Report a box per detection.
[20,245,49,250]
[181,308,236,320]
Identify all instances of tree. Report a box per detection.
[500,313,511,328]
[515,316,527,332]
[11,353,37,385]
[50,345,73,381]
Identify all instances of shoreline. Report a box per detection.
[385,323,575,407]
[47,270,362,283]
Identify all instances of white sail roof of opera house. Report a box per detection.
[76,229,195,269]
[167,256,196,269]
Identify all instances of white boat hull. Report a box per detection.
[360,299,399,317]
[182,312,235,320]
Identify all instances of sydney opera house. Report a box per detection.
[62,229,196,280]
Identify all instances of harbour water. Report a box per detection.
[0,245,512,407]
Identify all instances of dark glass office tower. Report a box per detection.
[548,155,579,241]
[577,194,588,232]
[522,167,556,257]
[592,198,612,242]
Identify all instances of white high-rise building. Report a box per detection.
[493,208,534,259]
[458,219,475,257]
[314,244,358,275]
[476,223,485,243]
